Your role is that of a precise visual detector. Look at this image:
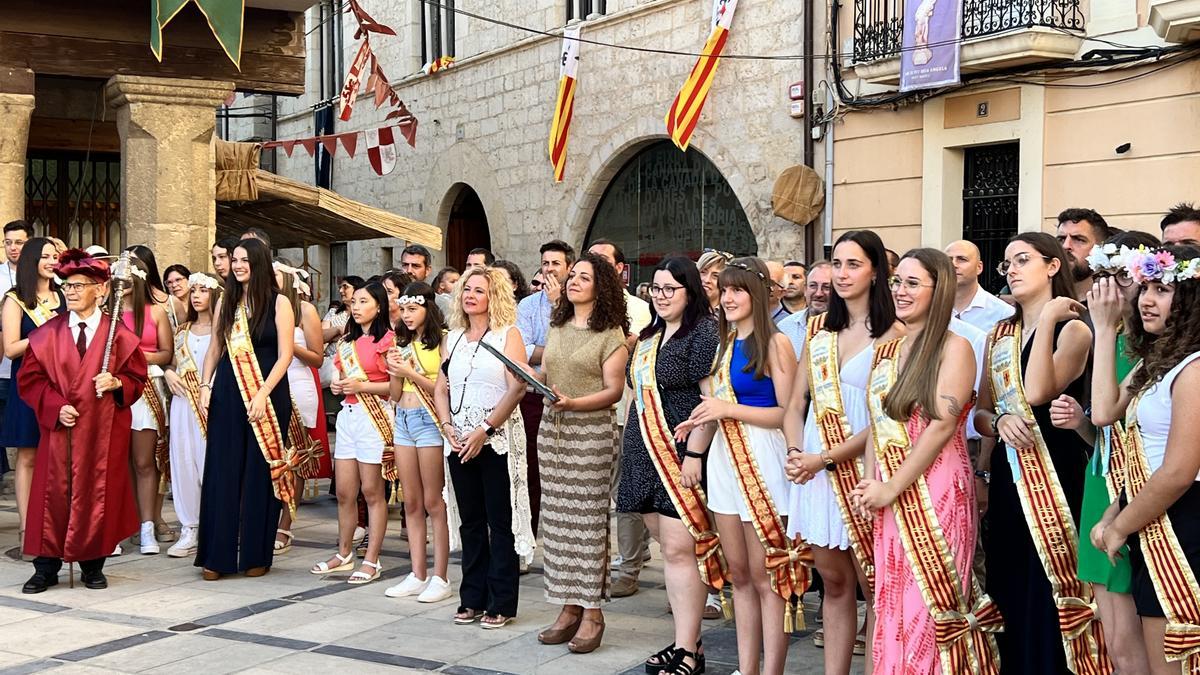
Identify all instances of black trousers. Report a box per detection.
[519,392,543,536]
[33,556,104,576]
[448,445,519,617]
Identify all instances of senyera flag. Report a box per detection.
[665,0,739,151]
[548,25,581,183]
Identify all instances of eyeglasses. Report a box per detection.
[649,284,684,298]
[61,281,100,293]
[1094,270,1134,288]
[887,276,935,292]
[996,253,1053,277]
[529,280,543,289]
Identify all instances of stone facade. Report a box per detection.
[226,0,814,299]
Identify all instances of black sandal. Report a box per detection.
[646,639,703,674]
[661,646,705,675]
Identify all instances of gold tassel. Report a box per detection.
[388,479,401,505]
[783,602,794,634]
[721,590,733,619]
[792,596,806,632]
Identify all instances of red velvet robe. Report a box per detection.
[18,312,148,562]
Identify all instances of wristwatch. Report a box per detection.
[483,421,497,437]
[821,451,836,472]
[975,470,991,485]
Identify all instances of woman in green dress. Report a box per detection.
[1049,230,1158,674]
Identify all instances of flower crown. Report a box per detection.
[1085,243,1137,275]
[272,261,312,297]
[1103,245,1200,285]
[397,294,426,306]
[188,272,220,290]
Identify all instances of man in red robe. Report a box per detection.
[19,249,147,593]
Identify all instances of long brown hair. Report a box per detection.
[712,257,777,379]
[1128,245,1200,393]
[1004,232,1074,325]
[124,256,154,336]
[884,248,956,421]
[276,266,304,328]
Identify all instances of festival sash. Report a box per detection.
[806,314,875,585]
[1123,395,1200,673]
[1103,424,1128,504]
[868,338,1002,674]
[986,321,1110,674]
[227,302,302,515]
[338,337,396,480]
[141,373,171,491]
[5,290,55,327]
[711,334,812,631]
[173,325,208,436]
[397,342,445,435]
[632,333,728,595]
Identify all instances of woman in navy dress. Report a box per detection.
[196,237,294,579]
[0,237,65,549]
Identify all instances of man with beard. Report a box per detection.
[1055,208,1116,300]
[772,260,807,325]
[776,260,831,360]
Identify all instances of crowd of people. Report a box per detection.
[2,201,1200,675]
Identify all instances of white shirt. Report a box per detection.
[954,285,1013,336]
[625,289,651,336]
[777,309,811,362]
[70,309,103,352]
[0,261,15,379]
[949,317,987,440]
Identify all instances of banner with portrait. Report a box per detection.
[900,0,962,92]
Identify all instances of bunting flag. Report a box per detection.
[365,127,397,176]
[548,26,581,183]
[151,0,245,67]
[664,0,739,151]
[339,41,372,121]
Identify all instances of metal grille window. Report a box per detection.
[25,151,125,252]
[853,0,1084,63]
[566,0,607,22]
[420,0,455,65]
[963,143,1020,294]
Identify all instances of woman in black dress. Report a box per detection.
[616,257,720,675]
[974,232,1096,674]
[196,237,295,579]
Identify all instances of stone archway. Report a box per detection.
[424,141,507,267]
[442,183,491,271]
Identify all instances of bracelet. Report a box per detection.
[199,383,211,390]
[787,446,803,456]
[440,421,453,429]
[990,412,1009,437]
[683,450,707,459]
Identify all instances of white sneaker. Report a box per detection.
[384,572,429,598]
[168,526,198,558]
[139,521,160,555]
[110,544,123,557]
[417,575,452,603]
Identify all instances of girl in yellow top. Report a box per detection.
[384,282,453,603]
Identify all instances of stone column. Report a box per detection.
[0,67,35,226]
[105,75,234,272]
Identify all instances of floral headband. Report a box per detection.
[128,265,147,281]
[188,272,220,290]
[1107,245,1200,285]
[726,261,771,287]
[272,261,312,297]
[397,294,426,306]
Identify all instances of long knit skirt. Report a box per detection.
[539,407,620,608]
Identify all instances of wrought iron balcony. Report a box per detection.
[853,0,1085,64]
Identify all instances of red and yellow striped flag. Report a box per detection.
[548,26,581,183]
[665,0,740,151]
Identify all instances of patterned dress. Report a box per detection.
[540,323,627,608]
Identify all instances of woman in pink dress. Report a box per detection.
[853,248,1001,674]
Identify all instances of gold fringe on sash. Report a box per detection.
[140,377,172,492]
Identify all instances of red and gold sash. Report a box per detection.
[338,336,396,480]
[711,333,812,630]
[632,333,728,595]
[227,302,303,516]
[397,341,445,434]
[5,290,56,327]
[868,338,1002,674]
[140,373,171,491]
[986,320,1110,674]
[806,314,875,584]
[173,324,208,437]
[1124,394,1200,672]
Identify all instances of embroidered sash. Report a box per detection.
[227,302,301,516]
[632,333,727,594]
[140,375,171,491]
[868,338,1002,674]
[986,321,1110,674]
[806,314,875,584]
[711,334,812,630]
[338,337,396,481]
[398,342,445,434]
[173,325,208,436]
[1124,395,1200,672]
[5,290,55,327]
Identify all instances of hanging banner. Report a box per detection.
[900,0,962,92]
[365,127,397,176]
[665,0,739,151]
[339,41,372,121]
[548,25,581,183]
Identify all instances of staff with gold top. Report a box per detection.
[195,237,296,582]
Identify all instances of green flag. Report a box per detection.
[150,0,245,68]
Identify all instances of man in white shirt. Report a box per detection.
[945,240,1014,334]
[777,261,832,360]
[1,220,30,439]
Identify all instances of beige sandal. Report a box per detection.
[347,560,382,585]
[274,529,293,555]
[310,550,354,575]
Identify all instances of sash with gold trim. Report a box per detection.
[5,290,56,327]
[173,325,208,437]
[337,336,397,481]
[227,302,304,516]
[1124,394,1200,673]
[868,338,1002,674]
[141,374,171,491]
[806,314,875,585]
[397,341,446,436]
[711,333,812,630]
[632,333,728,594]
[986,320,1110,674]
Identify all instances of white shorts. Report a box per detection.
[334,403,387,464]
[131,375,166,432]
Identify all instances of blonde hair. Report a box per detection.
[448,266,517,332]
[697,250,729,273]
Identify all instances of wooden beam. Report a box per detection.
[27,118,120,153]
[0,32,305,95]
[0,65,34,95]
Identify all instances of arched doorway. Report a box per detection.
[584,140,756,287]
[444,184,491,271]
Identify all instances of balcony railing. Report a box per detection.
[853,0,1085,64]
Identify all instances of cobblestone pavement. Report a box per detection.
[0,482,864,674]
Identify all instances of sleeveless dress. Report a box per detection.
[168,328,212,529]
[122,307,165,432]
[1128,350,1200,617]
[985,320,1090,675]
[286,325,319,428]
[195,296,292,574]
[707,338,791,521]
[0,291,66,449]
[786,340,875,546]
[873,407,978,674]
